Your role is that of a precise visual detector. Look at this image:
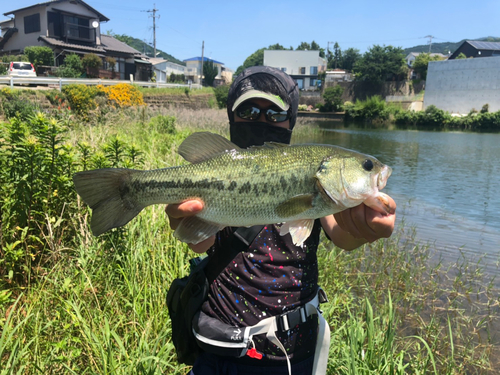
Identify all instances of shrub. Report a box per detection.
[321,85,344,112]
[82,53,102,78]
[62,84,100,117]
[97,84,145,108]
[23,46,54,72]
[56,54,84,78]
[0,90,40,121]
[213,84,230,109]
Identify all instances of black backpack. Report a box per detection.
[166,226,263,365]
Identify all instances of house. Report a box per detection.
[149,58,186,83]
[183,56,228,85]
[449,40,500,59]
[325,69,352,83]
[0,0,151,81]
[263,50,327,90]
[405,52,448,67]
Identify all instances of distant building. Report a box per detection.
[325,69,352,83]
[263,50,326,90]
[405,52,448,67]
[0,0,151,81]
[183,56,227,85]
[449,40,500,59]
[149,58,186,83]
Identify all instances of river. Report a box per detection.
[294,122,500,273]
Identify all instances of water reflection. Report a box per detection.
[293,122,500,271]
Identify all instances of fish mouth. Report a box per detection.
[377,165,392,190]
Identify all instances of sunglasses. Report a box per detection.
[235,103,291,123]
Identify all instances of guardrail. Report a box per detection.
[0,76,201,91]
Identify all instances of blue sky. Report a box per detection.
[4,0,500,70]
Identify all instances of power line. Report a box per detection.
[424,35,435,53]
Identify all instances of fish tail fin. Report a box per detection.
[73,168,144,236]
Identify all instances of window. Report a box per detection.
[300,67,306,74]
[281,67,287,72]
[310,66,318,75]
[24,13,40,34]
[310,78,316,86]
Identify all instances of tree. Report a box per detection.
[327,42,342,69]
[456,52,467,59]
[56,54,83,78]
[82,53,102,78]
[353,45,407,82]
[24,46,54,72]
[341,48,361,71]
[412,53,443,80]
[235,43,287,75]
[297,40,325,57]
[203,60,218,87]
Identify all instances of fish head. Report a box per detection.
[316,150,392,209]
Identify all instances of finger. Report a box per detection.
[165,200,204,219]
[350,205,380,242]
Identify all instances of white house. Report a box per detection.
[183,56,228,85]
[325,69,352,83]
[149,58,186,82]
[263,50,327,90]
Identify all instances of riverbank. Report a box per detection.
[0,106,498,374]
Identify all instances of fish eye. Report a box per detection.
[362,159,374,171]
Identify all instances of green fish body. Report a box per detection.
[73,132,393,246]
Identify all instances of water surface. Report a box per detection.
[294,122,500,271]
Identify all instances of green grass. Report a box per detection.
[0,108,499,374]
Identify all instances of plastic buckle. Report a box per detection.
[246,347,263,360]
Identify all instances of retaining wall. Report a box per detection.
[424,57,500,114]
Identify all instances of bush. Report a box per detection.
[82,53,102,78]
[345,95,388,121]
[0,89,40,120]
[321,85,344,112]
[213,84,230,109]
[97,84,145,108]
[62,84,100,117]
[56,54,84,78]
[23,46,54,72]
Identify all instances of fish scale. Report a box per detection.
[73,132,393,246]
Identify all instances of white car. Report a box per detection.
[8,61,37,78]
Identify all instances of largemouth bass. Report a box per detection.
[73,132,393,246]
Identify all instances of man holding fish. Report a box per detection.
[166,67,396,375]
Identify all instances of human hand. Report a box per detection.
[334,194,396,243]
[165,200,215,253]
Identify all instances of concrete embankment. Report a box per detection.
[297,111,344,121]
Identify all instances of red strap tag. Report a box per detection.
[246,347,263,360]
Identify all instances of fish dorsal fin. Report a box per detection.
[178,132,241,163]
[248,141,290,150]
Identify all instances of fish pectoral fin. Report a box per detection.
[178,132,241,163]
[279,219,315,246]
[173,216,225,245]
[275,194,314,218]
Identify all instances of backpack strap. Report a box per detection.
[204,225,264,283]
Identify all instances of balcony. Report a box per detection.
[63,22,96,43]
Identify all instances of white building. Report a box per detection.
[149,58,186,83]
[405,52,448,67]
[263,50,327,90]
[183,56,228,85]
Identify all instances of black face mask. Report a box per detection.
[229,122,292,149]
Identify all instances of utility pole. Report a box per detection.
[424,35,435,53]
[146,4,160,57]
[200,40,204,86]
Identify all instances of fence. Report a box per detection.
[0,76,201,91]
